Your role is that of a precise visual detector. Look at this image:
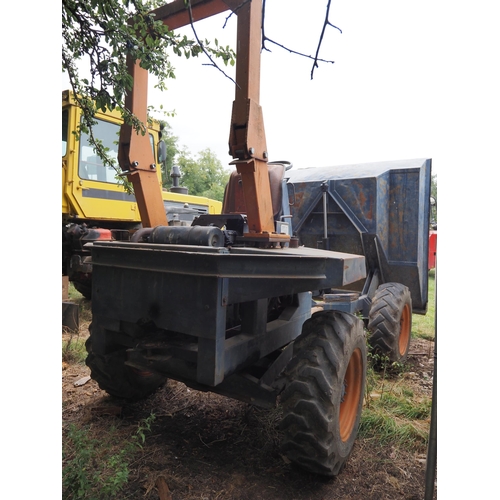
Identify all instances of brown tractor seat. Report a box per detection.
[222,162,286,219]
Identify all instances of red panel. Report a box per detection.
[428,231,437,269]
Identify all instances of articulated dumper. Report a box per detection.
[85,0,431,476]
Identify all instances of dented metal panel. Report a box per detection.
[286,158,432,313]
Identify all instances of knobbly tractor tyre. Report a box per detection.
[85,324,167,400]
[368,282,412,363]
[280,311,366,476]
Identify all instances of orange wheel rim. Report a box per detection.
[398,304,411,356]
[339,348,363,442]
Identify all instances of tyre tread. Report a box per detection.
[280,311,366,476]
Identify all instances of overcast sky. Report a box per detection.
[150,1,439,171]
[61,0,499,184]
[137,0,497,182]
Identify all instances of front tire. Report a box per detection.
[280,311,366,476]
[368,282,412,363]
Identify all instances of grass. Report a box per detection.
[360,270,435,451]
[62,414,156,500]
[68,283,83,301]
[62,334,87,364]
[68,283,93,324]
[359,405,430,450]
[63,283,92,364]
[412,269,436,340]
[360,366,432,450]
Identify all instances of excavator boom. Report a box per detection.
[119,0,287,241]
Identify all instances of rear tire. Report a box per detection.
[73,280,92,300]
[86,324,167,400]
[280,311,366,476]
[368,282,412,363]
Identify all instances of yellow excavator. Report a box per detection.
[62,89,222,298]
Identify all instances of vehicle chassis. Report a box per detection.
[89,240,366,408]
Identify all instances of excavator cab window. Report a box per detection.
[62,109,69,157]
[78,118,120,183]
[158,140,167,164]
[78,118,156,184]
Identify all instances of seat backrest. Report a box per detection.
[222,163,285,219]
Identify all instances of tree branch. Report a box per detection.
[261,0,340,79]
[222,0,251,28]
[311,0,341,79]
[185,0,237,86]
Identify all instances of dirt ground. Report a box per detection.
[62,331,436,500]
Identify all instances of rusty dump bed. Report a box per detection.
[286,158,432,313]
